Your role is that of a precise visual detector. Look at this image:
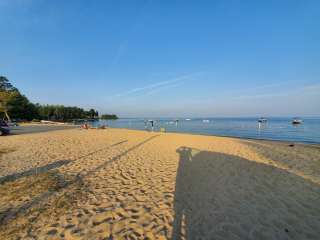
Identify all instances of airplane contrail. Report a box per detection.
[112,72,202,98]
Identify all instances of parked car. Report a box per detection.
[0,120,10,136]
[7,121,19,127]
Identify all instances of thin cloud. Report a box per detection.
[112,72,202,98]
[144,81,185,96]
[234,92,288,99]
[226,80,302,96]
[111,43,128,67]
[231,83,320,100]
[187,79,315,104]
[303,83,320,93]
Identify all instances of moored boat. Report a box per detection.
[292,118,303,124]
[258,118,267,123]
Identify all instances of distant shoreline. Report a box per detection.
[104,126,320,146]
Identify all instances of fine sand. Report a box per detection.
[0,128,319,239]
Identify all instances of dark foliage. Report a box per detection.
[100,114,118,120]
[0,76,118,122]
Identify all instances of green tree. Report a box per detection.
[1,76,115,122]
[100,114,118,120]
[89,108,96,118]
[1,76,39,121]
[0,76,16,91]
[0,91,13,121]
[0,76,18,121]
[6,91,39,120]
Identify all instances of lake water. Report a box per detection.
[91,117,320,144]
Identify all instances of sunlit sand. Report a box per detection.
[1,128,319,239]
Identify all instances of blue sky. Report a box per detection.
[1,0,319,117]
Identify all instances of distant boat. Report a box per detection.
[292,118,303,124]
[185,118,191,121]
[203,119,210,123]
[258,118,267,123]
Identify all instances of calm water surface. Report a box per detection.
[91,118,320,144]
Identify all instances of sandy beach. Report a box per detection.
[0,127,319,239]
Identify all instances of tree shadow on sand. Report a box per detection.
[0,160,72,185]
[0,136,158,231]
[172,147,320,240]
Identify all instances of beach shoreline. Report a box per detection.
[14,120,320,145]
[91,117,320,144]
[70,123,320,146]
[108,126,320,146]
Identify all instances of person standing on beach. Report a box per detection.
[148,120,154,131]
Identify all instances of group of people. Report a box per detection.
[80,123,107,130]
[80,123,90,129]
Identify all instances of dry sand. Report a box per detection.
[0,128,319,239]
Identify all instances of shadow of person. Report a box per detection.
[172,147,320,240]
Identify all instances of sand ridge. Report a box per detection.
[0,128,319,239]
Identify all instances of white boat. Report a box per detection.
[185,118,191,121]
[258,118,267,123]
[292,118,303,124]
[203,119,210,123]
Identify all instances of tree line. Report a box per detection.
[0,76,117,121]
[100,114,118,120]
[36,105,99,121]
